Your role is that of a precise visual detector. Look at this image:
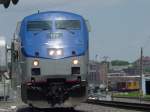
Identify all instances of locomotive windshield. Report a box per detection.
[55,20,81,30]
[27,21,52,31]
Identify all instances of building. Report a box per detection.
[107,72,140,91]
[109,65,129,72]
[134,56,150,74]
[88,60,107,87]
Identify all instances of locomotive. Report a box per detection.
[11,11,90,108]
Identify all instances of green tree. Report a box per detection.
[144,67,150,73]
[111,60,129,66]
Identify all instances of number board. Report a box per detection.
[47,33,63,40]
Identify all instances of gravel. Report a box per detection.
[75,103,144,112]
[0,101,145,112]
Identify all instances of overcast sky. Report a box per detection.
[0,0,150,62]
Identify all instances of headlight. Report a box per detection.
[73,59,79,65]
[33,60,39,66]
[56,49,62,56]
[49,50,55,56]
[48,49,63,56]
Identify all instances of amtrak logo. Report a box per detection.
[47,32,63,40]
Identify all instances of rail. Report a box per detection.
[87,99,150,111]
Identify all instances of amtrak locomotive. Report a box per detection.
[11,11,90,108]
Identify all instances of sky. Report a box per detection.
[0,0,150,62]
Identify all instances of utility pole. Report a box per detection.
[139,47,143,103]
[103,56,109,95]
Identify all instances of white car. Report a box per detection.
[0,0,19,8]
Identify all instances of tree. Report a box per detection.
[111,60,129,66]
[144,67,150,73]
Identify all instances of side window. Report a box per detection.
[128,82,131,87]
[133,82,137,86]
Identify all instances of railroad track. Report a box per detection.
[86,99,150,111]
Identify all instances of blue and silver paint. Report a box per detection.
[16,11,89,108]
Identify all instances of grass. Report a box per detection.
[113,91,150,100]
[113,91,140,98]
[143,95,150,99]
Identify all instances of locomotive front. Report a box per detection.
[19,11,89,108]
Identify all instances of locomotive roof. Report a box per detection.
[23,11,84,21]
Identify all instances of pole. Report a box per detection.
[139,47,143,103]
[103,56,109,87]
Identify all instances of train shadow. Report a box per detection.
[16,107,84,112]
